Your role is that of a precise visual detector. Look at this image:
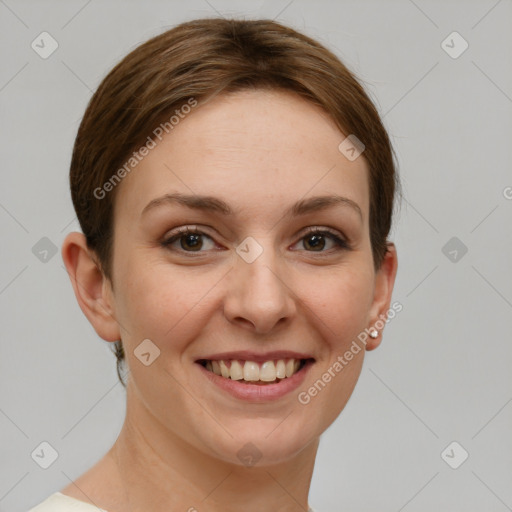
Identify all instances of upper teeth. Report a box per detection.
[205,359,302,382]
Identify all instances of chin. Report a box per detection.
[201,417,318,468]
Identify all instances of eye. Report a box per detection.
[161,226,217,253]
[291,227,350,253]
[161,226,350,255]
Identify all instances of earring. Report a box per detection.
[369,328,378,339]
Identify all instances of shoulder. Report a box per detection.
[27,492,109,511]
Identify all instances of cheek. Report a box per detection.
[298,264,374,342]
[115,252,374,349]
[294,268,371,423]
[114,258,220,345]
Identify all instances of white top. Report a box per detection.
[27,492,108,511]
[28,491,317,511]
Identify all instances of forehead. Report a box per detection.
[114,89,369,225]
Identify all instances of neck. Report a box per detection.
[108,382,319,512]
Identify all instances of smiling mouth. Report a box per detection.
[196,358,313,384]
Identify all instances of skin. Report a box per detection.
[61,89,398,512]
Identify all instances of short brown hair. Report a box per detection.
[69,18,401,386]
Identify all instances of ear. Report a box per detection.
[365,242,398,351]
[61,232,120,342]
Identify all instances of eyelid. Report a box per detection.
[299,225,346,239]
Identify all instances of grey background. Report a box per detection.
[1,1,511,511]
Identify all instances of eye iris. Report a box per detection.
[181,233,202,251]
[304,234,325,251]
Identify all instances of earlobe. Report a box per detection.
[61,232,121,342]
[365,242,398,351]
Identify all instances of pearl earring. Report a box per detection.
[369,328,378,339]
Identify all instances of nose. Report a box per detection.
[223,244,296,334]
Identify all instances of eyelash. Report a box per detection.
[160,226,351,255]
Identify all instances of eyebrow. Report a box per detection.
[141,192,363,221]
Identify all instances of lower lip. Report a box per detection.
[196,360,314,402]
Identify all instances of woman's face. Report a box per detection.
[107,89,395,466]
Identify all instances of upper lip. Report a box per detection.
[196,350,315,363]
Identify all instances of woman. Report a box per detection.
[29,17,399,512]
